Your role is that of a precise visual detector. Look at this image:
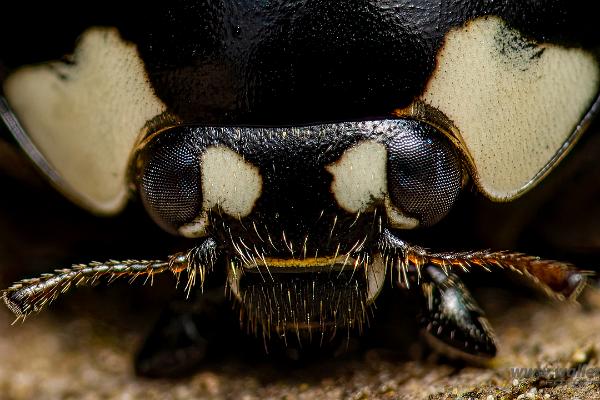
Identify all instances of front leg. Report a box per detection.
[135,286,235,378]
[418,264,496,359]
[378,228,592,359]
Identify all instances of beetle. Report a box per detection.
[1,1,599,376]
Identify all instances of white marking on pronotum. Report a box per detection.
[3,28,168,214]
[326,140,420,229]
[421,16,600,200]
[201,146,262,218]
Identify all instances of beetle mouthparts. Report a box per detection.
[225,254,387,338]
[239,255,363,273]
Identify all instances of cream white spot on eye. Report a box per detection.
[384,198,420,229]
[421,16,600,200]
[326,141,387,213]
[178,215,210,238]
[201,146,262,217]
[3,27,167,214]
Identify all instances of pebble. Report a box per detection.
[526,387,538,399]
[571,344,596,366]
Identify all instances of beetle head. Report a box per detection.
[133,119,465,335]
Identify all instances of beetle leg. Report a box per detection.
[2,237,218,319]
[379,229,591,301]
[135,286,234,378]
[418,264,497,359]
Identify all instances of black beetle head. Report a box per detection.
[133,119,465,332]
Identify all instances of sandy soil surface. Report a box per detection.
[0,280,599,400]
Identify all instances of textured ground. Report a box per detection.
[0,280,599,400]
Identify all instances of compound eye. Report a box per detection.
[137,130,203,235]
[386,120,463,227]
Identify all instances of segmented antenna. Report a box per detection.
[379,229,591,300]
[2,238,218,320]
